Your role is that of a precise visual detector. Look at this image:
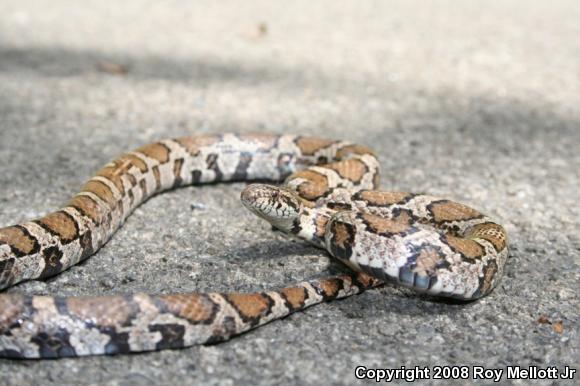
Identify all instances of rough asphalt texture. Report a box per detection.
[0,1,578,385]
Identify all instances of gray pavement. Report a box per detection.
[0,1,578,385]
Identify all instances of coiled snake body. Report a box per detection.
[0,133,508,358]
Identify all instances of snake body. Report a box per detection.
[0,133,508,358]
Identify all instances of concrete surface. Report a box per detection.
[0,1,578,385]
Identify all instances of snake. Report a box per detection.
[0,133,508,359]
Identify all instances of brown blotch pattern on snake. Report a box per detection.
[328,159,368,183]
[136,142,171,164]
[0,226,39,256]
[356,190,413,206]
[225,293,272,322]
[445,235,485,259]
[36,211,79,244]
[361,211,413,235]
[429,200,482,223]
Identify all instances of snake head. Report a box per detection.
[241,184,303,230]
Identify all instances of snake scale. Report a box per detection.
[0,133,508,358]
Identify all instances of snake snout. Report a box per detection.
[241,184,302,221]
[240,183,270,207]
